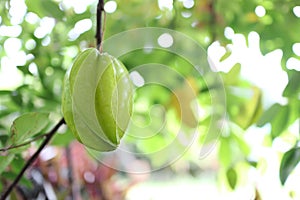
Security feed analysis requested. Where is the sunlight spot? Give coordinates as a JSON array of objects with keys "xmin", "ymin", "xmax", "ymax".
[
  {"xmin": 158, "ymin": 0, "xmax": 173, "ymax": 11},
  {"xmin": 255, "ymin": 5, "xmax": 266, "ymax": 17},
  {"xmin": 248, "ymin": 31, "xmax": 260, "ymax": 52},
  {"xmin": 286, "ymin": 57, "xmax": 300, "ymax": 71},
  {"xmin": 58, "ymin": 2, "xmax": 65, "ymax": 11},
  {"xmin": 34, "ymin": 27, "xmax": 46, "ymax": 38},
  {"xmin": 130, "ymin": 71, "xmax": 145, "ymax": 87},
  {"xmin": 68, "ymin": 29, "xmax": 79, "ymax": 41},
  {"xmin": 45, "ymin": 67, "xmax": 54, "ymax": 76},
  {"xmin": 9, "ymin": 0, "xmax": 27, "ymax": 25},
  {"xmin": 29, "ymin": 63, "xmax": 39, "ymax": 76},
  {"xmin": 208, "ymin": 32, "xmax": 288, "ymax": 106},
  {"xmin": 40, "ymin": 146, "xmax": 57, "ymax": 161},
  {"xmin": 15, "ymin": 52, "xmax": 27, "ymax": 66},
  {"xmin": 272, "ymin": 137, "xmax": 292, "ymax": 153},
  {"xmin": 26, "ymin": 54, "xmax": 35, "ymax": 61},
  {"xmin": 68, "ymin": 19, "xmax": 92, "ymax": 41},
  {"xmin": 61, "ymin": 0, "xmax": 96, "ymax": 14},
  {"xmin": 42, "ymin": 36, "xmax": 51, "ymax": 46},
  {"xmin": 34, "ymin": 17, "xmax": 55, "ymax": 39},
  {"xmin": 288, "ymin": 119, "xmax": 300, "ymax": 137},
  {"xmin": 74, "ymin": 6, "xmax": 86, "ymax": 14},
  {"xmin": 3, "ymin": 38, "xmax": 26, "ymax": 66},
  {"xmin": 74, "ymin": 19, "xmax": 92, "ymax": 34},
  {"xmin": 25, "ymin": 39, "xmax": 36, "ymax": 50},
  {"xmin": 191, "ymin": 21, "xmax": 198, "ymax": 27},
  {"xmin": 204, "ymin": 36, "xmax": 210, "ymax": 44},
  {"xmin": 63, "ymin": 46, "xmax": 79, "ymax": 58},
  {"xmin": 157, "ymin": 33, "xmax": 173, "ymax": 48},
  {"xmin": 51, "ymin": 57, "xmax": 60, "ymax": 66},
  {"xmin": 181, "ymin": 11, "xmax": 192, "ymax": 18},
  {"xmin": 207, "ymin": 41, "xmax": 228, "ymax": 72},
  {"xmin": 183, "ymin": 0, "xmax": 194, "ymax": 9},
  {"xmin": 83, "ymin": 171, "xmax": 95, "ymax": 183},
  {"xmin": 0, "ymin": 57, "xmax": 23, "ymax": 89},
  {"xmin": 0, "ymin": 25, "xmax": 22, "ymax": 37},
  {"xmin": 25, "ymin": 12, "xmax": 40, "ymax": 24},
  {"xmin": 4, "ymin": 38, "xmax": 22, "ymax": 56},
  {"xmin": 292, "ymin": 43, "xmax": 300, "ymax": 56},
  {"xmin": 155, "ymin": 15, "xmax": 162, "ymax": 19},
  {"xmin": 104, "ymin": 1, "xmax": 117, "ymax": 13},
  {"xmin": 293, "ymin": 6, "xmax": 300, "ymax": 18},
  {"xmin": 224, "ymin": 27, "xmax": 234, "ymax": 40}
]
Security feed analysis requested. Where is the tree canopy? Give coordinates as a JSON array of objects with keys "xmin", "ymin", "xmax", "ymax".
[{"xmin": 0, "ymin": 0, "xmax": 300, "ymax": 199}]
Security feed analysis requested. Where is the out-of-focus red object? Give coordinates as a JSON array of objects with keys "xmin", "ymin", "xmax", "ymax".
[{"xmin": 29, "ymin": 141, "xmax": 149, "ymax": 200}]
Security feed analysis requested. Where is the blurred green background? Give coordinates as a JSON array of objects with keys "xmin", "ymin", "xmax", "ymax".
[{"xmin": 0, "ymin": 0, "xmax": 300, "ymax": 199}]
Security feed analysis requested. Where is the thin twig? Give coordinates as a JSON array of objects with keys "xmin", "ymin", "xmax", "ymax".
[
  {"xmin": 65, "ymin": 145, "xmax": 75, "ymax": 199},
  {"xmin": 0, "ymin": 118, "xmax": 65, "ymax": 200},
  {"xmin": 96, "ymin": 0, "xmax": 105, "ymax": 50},
  {"xmin": 208, "ymin": 0, "xmax": 217, "ymax": 42},
  {"xmin": 0, "ymin": 133, "xmax": 48, "ymax": 152}
]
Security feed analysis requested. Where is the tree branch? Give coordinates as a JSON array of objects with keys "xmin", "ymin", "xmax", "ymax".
[
  {"xmin": 0, "ymin": 118, "xmax": 65, "ymax": 200},
  {"xmin": 208, "ymin": 0, "xmax": 217, "ymax": 43},
  {"xmin": 65, "ymin": 145, "xmax": 75, "ymax": 199},
  {"xmin": 96, "ymin": 0, "xmax": 105, "ymax": 50},
  {"xmin": 0, "ymin": 133, "xmax": 48, "ymax": 152}
]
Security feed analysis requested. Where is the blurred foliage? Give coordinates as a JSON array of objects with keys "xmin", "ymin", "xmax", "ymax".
[{"xmin": 0, "ymin": 0, "xmax": 300, "ymax": 199}]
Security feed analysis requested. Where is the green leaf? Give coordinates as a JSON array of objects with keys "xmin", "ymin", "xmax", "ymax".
[
  {"xmin": 222, "ymin": 63, "xmax": 241, "ymax": 85},
  {"xmin": 283, "ymin": 70, "xmax": 300, "ymax": 98},
  {"xmin": 257, "ymin": 104, "xmax": 281, "ymax": 127},
  {"xmin": 51, "ymin": 130, "xmax": 74, "ymax": 146},
  {"xmin": 247, "ymin": 160, "xmax": 257, "ymax": 168},
  {"xmin": 26, "ymin": 0, "xmax": 64, "ymax": 20},
  {"xmin": 232, "ymin": 132, "xmax": 250, "ymax": 156},
  {"xmin": 226, "ymin": 167, "xmax": 237, "ymax": 189},
  {"xmin": 1, "ymin": 171, "xmax": 32, "ymax": 188},
  {"xmin": 219, "ymin": 49, "xmax": 232, "ymax": 62},
  {"xmin": 270, "ymin": 105, "xmax": 290, "ymax": 138},
  {"xmin": 17, "ymin": 65, "xmax": 31, "ymax": 75},
  {"xmin": 10, "ymin": 154, "xmax": 25, "ymax": 172},
  {"xmin": 19, "ymin": 176, "xmax": 33, "ymax": 189},
  {"xmin": 257, "ymin": 103, "xmax": 290, "ymax": 138},
  {"xmin": 10, "ymin": 93, "xmax": 23, "ymax": 107},
  {"xmin": 10, "ymin": 112, "xmax": 49, "ymax": 144},
  {"xmin": 0, "ymin": 154, "xmax": 14, "ymax": 174},
  {"xmin": 280, "ymin": 147, "xmax": 300, "ymax": 185},
  {"xmin": 235, "ymin": 86, "xmax": 262, "ymax": 129},
  {"xmin": 0, "ymin": 90, "xmax": 11, "ymax": 95},
  {"xmin": 8, "ymin": 143, "xmax": 31, "ymax": 154},
  {"xmin": 218, "ymin": 137, "xmax": 232, "ymax": 168},
  {"xmin": 42, "ymin": 1, "xmax": 64, "ymax": 19},
  {"xmin": 0, "ymin": 134, "xmax": 9, "ymax": 146},
  {"xmin": 2, "ymin": 171, "xmax": 17, "ymax": 180}
]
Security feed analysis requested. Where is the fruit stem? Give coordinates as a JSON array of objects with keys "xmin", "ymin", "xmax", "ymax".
[{"xmin": 96, "ymin": 0, "xmax": 105, "ymax": 52}]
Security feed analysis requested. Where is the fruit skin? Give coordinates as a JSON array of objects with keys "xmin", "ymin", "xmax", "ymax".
[{"xmin": 62, "ymin": 48, "xmax": 133, "ymax": 151}]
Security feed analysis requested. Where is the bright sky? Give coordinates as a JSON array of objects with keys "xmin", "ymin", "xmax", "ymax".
[{"xmin": 208, "ymin": 31, "xmax": 289, "ymax": 108}]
